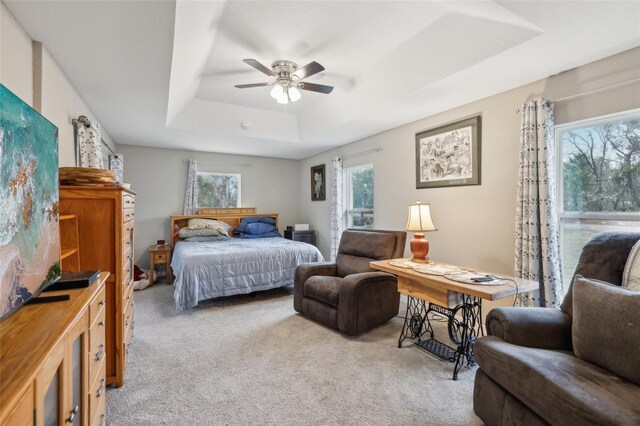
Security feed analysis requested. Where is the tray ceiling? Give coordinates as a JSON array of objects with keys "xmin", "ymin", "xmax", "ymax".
[{"xmin": 5, "ymin": 1, "xmax": 640, "ymax": 159}]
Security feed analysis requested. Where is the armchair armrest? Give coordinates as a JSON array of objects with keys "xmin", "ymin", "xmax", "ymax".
[
  {"xmin": 293, "ymin": 262, "xmax": 337, "ymax": 312},
  {"xmin": 338, "ymin": 272, "xmax": 399, "ymax": 335},
  {"xmin": 486, "ymin": 307, "xmax": 572, "ymax": 350}
]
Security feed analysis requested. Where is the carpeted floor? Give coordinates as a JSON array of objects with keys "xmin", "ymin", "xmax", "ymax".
[{"xmin": 106, "ymin": 283, "xmax": 482, "ymax": 425}]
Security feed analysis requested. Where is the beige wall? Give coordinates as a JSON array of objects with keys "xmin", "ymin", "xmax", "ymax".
[
  {"xmin": 0, "ymin": 3, "xmax": 116, "ymax": 165},
  {"xmin": 118, "ymin": 145, "xmax": 302, "ymax": 268},
  {"xmin": 299, "ymin": 47, "xmax": 640, "ymax": 272}
]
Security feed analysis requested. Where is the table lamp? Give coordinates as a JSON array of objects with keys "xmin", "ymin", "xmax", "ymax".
[{"xmin": 405, "ymin": 201, "xmax": 437, "ymax": 263}]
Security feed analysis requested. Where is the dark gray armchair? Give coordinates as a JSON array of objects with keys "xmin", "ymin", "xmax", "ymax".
[
  {"xmin": 474, "ymin": 232, "xmax": 640, "ymax": 426},
  {"xmin": 293, "ymin": 229, "xmax": 406, "ymax": 336}
]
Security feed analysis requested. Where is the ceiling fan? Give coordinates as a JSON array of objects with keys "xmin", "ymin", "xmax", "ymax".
[{"xmin": 235, "ymin": 59, "xmax": 334, "ymax": 104}]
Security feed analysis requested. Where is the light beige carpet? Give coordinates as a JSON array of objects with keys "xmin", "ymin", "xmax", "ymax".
[{"xmin": 106, "ymin": 284, "xmax": 482, "ymax": 425}]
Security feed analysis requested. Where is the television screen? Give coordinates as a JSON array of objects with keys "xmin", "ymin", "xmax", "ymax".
[{"xmin": 0, "ymin": 84, "xmax": 60, "ymax": 320}]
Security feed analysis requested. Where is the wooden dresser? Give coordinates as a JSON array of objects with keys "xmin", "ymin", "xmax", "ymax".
[
  {"xmin": 59, "ymin": 186, "xmax": 136, "ymax": 388},
  {"xmin": 0, "ymin": 273, "xmax": 109, "ymax": 426}
]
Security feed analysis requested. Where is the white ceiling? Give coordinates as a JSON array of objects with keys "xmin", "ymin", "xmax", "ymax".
[{"xmin": 5, "ymin": 1, "xmax": 640, "ymax": 159}]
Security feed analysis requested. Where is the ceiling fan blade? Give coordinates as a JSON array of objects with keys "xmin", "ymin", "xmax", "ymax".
[
  {"xmin": 243, "ymin": 59, "xmax": 275, "ymax": 77},
  {"xmin": 299, "ymin": 82, "xmax": 334, "ymax": 94},
  {"xmin": 235, "ymin": 82, "xmax": 270, "ymax": 89},
  {"xmin": 293, "ymin": 61, "xmax": 325, "ymax": 79}
]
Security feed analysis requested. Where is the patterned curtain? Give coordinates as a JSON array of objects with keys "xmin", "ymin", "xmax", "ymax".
[
  {"xmin": 183, "ymin": 159, "xmax": 198, "ymax": 215},
  {"xmin": 110, "ymin": 154, "xmax": 124, "ymax": 182},
  {"xmin": 514, "ymin": 99, "xmax": 563, "ymax": 307},
  {"xmin": 75, "ymin": 116, "xmax": 103, "ymax": 168},
  {"xmin": 329, "ymin": 157, "xmax": 343, "ymax": 261}
]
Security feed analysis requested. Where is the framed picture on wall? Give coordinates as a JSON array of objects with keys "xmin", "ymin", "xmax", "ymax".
[
  {"xmin": 311, "ymin": 164, "xmax": 326, "ymax": 201},
  {"xmin": 415, "ymin": 115, "xmax": 481, "ymax": 189}
]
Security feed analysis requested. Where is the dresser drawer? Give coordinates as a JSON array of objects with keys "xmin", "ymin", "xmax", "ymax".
[
  {"xmin": 124, "ymin": 279, "xmax": 134, "ymax": 305},
  {"xmin": 89, "ymin": 287, "xmax": 106, "ymax": 328},
  {"xmin": 89, "ymin": 322, "xmax": 106, "ymax": 388},
  {"xmin": 89, "ymin": 358, "xmax": 106, "ymax": 426},
  {"xmin": 123, "ymin": 194, "xmax": 135, "ymax": 209},
  {"xmin": 152, "ymin": 251, "xmax": 168, "ymax": 262},
  {"xmin": 123, "ymin": 207, "xmax": 135, "ymax": 223},
  {"xmin": 123, "ymin": 299, "xmax": 134, "ymax": 331},
  {"xmin": 123, "ymin": 259, "xmax": 133, "ymax": 286},
  {"xmin": 295, "ymin": 233, "xmax": 315, "ymax": 244},
  {"xmin": 123, "ymin": 245, "xmax": 131, "ymax": 268},
  {"xmin": 123, "ymin": 220, "xmax": 134, "ymax": 242},
  {"xmin": 123, "ymin": 229, "xmax": 132, "ymax": 252}
]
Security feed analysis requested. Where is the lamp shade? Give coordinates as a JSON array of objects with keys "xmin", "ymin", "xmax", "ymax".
[{"xmin": 405, "ymin": 202, "xmax": 437, "ymax": 232}]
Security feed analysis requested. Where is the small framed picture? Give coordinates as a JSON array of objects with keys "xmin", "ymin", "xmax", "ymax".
[
  {"xmin": 311, "ymin": 164, "xmax": 326, "ymax": 201},
  {"xmin": 415, "ymin": 115, "xmax": 481, "ymax": 189}
]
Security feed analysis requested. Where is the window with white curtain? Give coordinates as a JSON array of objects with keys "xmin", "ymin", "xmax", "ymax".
[
  {"xmin": 556, "ymin": 109, "xmax": 640, "ymax": 292},
  {"xmin": 344, "ymin": 164, "xmax": 374, "ymax": 229}
]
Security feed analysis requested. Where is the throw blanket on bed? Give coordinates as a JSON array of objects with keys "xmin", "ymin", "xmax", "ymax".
[{"xmin": 171, "ymin": 238, "xmax": 324, "ymax": 311}]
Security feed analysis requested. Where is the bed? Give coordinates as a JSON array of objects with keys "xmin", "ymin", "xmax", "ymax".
[{"xmin": 170, "ymin": 212, "xmax": 324, "ymax": 311}]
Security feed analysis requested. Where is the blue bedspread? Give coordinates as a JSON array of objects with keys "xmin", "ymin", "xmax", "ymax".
[{"xmin": 171, "ymin": 237, "xmax": 324, "ymax": 311}]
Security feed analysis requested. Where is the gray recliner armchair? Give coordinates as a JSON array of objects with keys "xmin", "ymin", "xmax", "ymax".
[
  {"xmin": 473, "ymin": 232, "xmax": 640, "ymax": 425},
  {"xmin": 293, "ymin": 229, "xmax": 406, "ymax": 336}
]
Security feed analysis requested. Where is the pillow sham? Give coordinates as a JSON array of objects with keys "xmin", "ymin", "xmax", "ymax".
[
  {"xmin": 188, "ymin": 218, "xmax": 230, "ymax": 235},
  {"xmin": 245, "ymin": 222, "xmax": 278, "ymax": 235},
  {"xmin": 235, "ymin": 230, "xmax": 281, "ymax": 239},
  {"xmin": 179, "ymin": 227, "xmax": 222, "ymax": 239},
  {"xmin": 183, "ymin": 236, "xmax": 229, "ymax": 242},
  {"xmin": 572, "ymin": 275, "xmax": 640, "ymax": 385},
  {"xmin": 622, "ymin": 240, "xmax": 640, "ymax": 292},
  {"xmin": 234, "ymin": 216, "xmax": 277, "ymax": 234}
]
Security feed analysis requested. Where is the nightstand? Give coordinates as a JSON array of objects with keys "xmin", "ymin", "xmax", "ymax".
[
  {"xmin": 284, "ymin": 229, "xmax": 316, "ymax": 246},
  {"xmin": 148, "ymin": 244, "xmax": 173, "ymax": 286}
]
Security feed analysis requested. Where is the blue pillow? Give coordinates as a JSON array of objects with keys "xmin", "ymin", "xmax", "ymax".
[
  {"xmin": 235, "ymin": 216, "xmax": 277, "ymax": 234},
  {"xmin": 236, "ymin": 231, "xmax": 282, "ymax": 239},
  {"xmin": 245, "ymin": 222, "xmax": 278, "ymax": 235}
]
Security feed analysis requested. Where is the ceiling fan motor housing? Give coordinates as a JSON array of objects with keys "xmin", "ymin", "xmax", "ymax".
[{"xmin": 272, "ymin": 60, "xmax": 299, "ymax": 88}]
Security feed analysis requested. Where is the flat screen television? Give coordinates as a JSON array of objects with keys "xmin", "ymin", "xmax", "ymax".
[{"xmin": 0, "ymin": 83, "xmax": 61, "ymax": 320}]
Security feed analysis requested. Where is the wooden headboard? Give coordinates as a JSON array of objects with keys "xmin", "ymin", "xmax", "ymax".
[{"xmin": 170, "ymin": 212, "xmax": 279, "ymax": 246}]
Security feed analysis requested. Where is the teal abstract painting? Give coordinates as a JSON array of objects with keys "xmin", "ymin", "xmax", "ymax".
[{"xmin": 0, "ymin": 84, "xmax": 60, "ymax": 319}]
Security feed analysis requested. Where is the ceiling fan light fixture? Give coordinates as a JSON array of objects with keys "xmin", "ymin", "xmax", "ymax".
[
  {"xmin": 270, "ymin": 84, "xmax": 284, "ymax": 100},
  {"xmin": 288, "ymin": 86, "xmax": 301, "ymax": 102}
]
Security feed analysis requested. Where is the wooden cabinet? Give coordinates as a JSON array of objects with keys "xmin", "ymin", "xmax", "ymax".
[
  {"xmin": 59, "ymin": 186, "xmax": 135, "ymax": 387},
  {"xmin": 0, "ymin": 273, "xmax": 108, "ymax": 426}
]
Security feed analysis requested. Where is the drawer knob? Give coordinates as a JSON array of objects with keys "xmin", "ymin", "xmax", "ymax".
[
  {"xmin": 98, "ymin": 320, "xmax": 104, "ymax": 327},
  {"xmin": 95, "ymin": 344, "xmax": 104, "ymax": 361},
  {"xmin": 99, "ymin": 299, "xmax": 105, "ymax": 306},
  {"xmin": 65, "ymin": 405, "xmax": 79, "ymax": 423},
  {"xmin": 96, "ymin": 378, "xmax": 105, "ymax": 397}
]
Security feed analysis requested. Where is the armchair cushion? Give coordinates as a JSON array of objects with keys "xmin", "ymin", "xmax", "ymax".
[
  {"xmin": 561, "ymin": 232, "xmax": 640, "ymax": 316},
  {"xmin": 303, "ymin": 276, "xmax": 342, "ymax": 308},
  {"xmin": 572, "ymin": 275, "xmax": 640, "ymax": 386},
  {"xmin": 336, "ymin": 231, "xmax": 396, "ymax": 276},
  {"xmin": 293, "ymin": 262, "xmax": 337, "ymax": 313},
  {"xmin": 486, "ymin": 307, "xmax": 572, "ymax": 351},
  {"xmin": 474, "ymin": 337, "xmax": 640, "ymax": 426}
]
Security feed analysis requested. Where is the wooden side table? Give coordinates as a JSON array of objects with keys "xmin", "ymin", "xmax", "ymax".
[{"xmin": 148, "ymin": 244, "xmax": 173, "ymax": 286}]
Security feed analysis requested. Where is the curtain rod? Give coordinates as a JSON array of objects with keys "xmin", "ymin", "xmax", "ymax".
[
  {"xmin": 341, "ymin": 147, "xmax": 382, "ymax": 160},
  {"xmin": 515, "ymin": 77, "xmax": 640, "ymax": 113},
  {"xmin": 183, "ymin": 160, "xmax": 252, "ymax": 167}
]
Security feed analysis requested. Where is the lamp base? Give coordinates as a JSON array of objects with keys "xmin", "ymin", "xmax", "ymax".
[{"xmin": 410, "ymin": 233, "xmax": 430, "ymax": 263}]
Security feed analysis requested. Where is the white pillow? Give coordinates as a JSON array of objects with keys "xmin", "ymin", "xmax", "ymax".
[
  {"xmin": 622, "ymin": 240, "xmax": 640, "ymax": 292},
  {"xmin": 187, "ymin": 218, "xmax": 229, "ymax": 236}
]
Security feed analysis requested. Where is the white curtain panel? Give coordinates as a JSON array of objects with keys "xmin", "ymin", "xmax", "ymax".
[
  {"xmin": 329, "ymin": 157, "xmax": 343, "ymax": 261},
  {"xmin": 77, "ymin": 118, "xmax": 104, "ymax": 168},
  {"xmin": 183, "ymin": 159, "xmax": 198, "ymax": 215},
  {"xmin": 514, "ymin": 99, "xmax": 563, "ymax": 308},
  {"xmin": 110, "ymin": 154, "xmax": 124, "ymax": 182}
]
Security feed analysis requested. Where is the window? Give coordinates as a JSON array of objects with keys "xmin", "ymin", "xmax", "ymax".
[
  {"xmin": 195, "ymin": 172, "xmax": 241, "ymax": 208},
  {"xmin": 556, "ymin": 110, "xmax": 640, "ymax": 292},
  {"xmin": 344, "ymin": 164, "xmax": 374, "ymax": 229}
]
